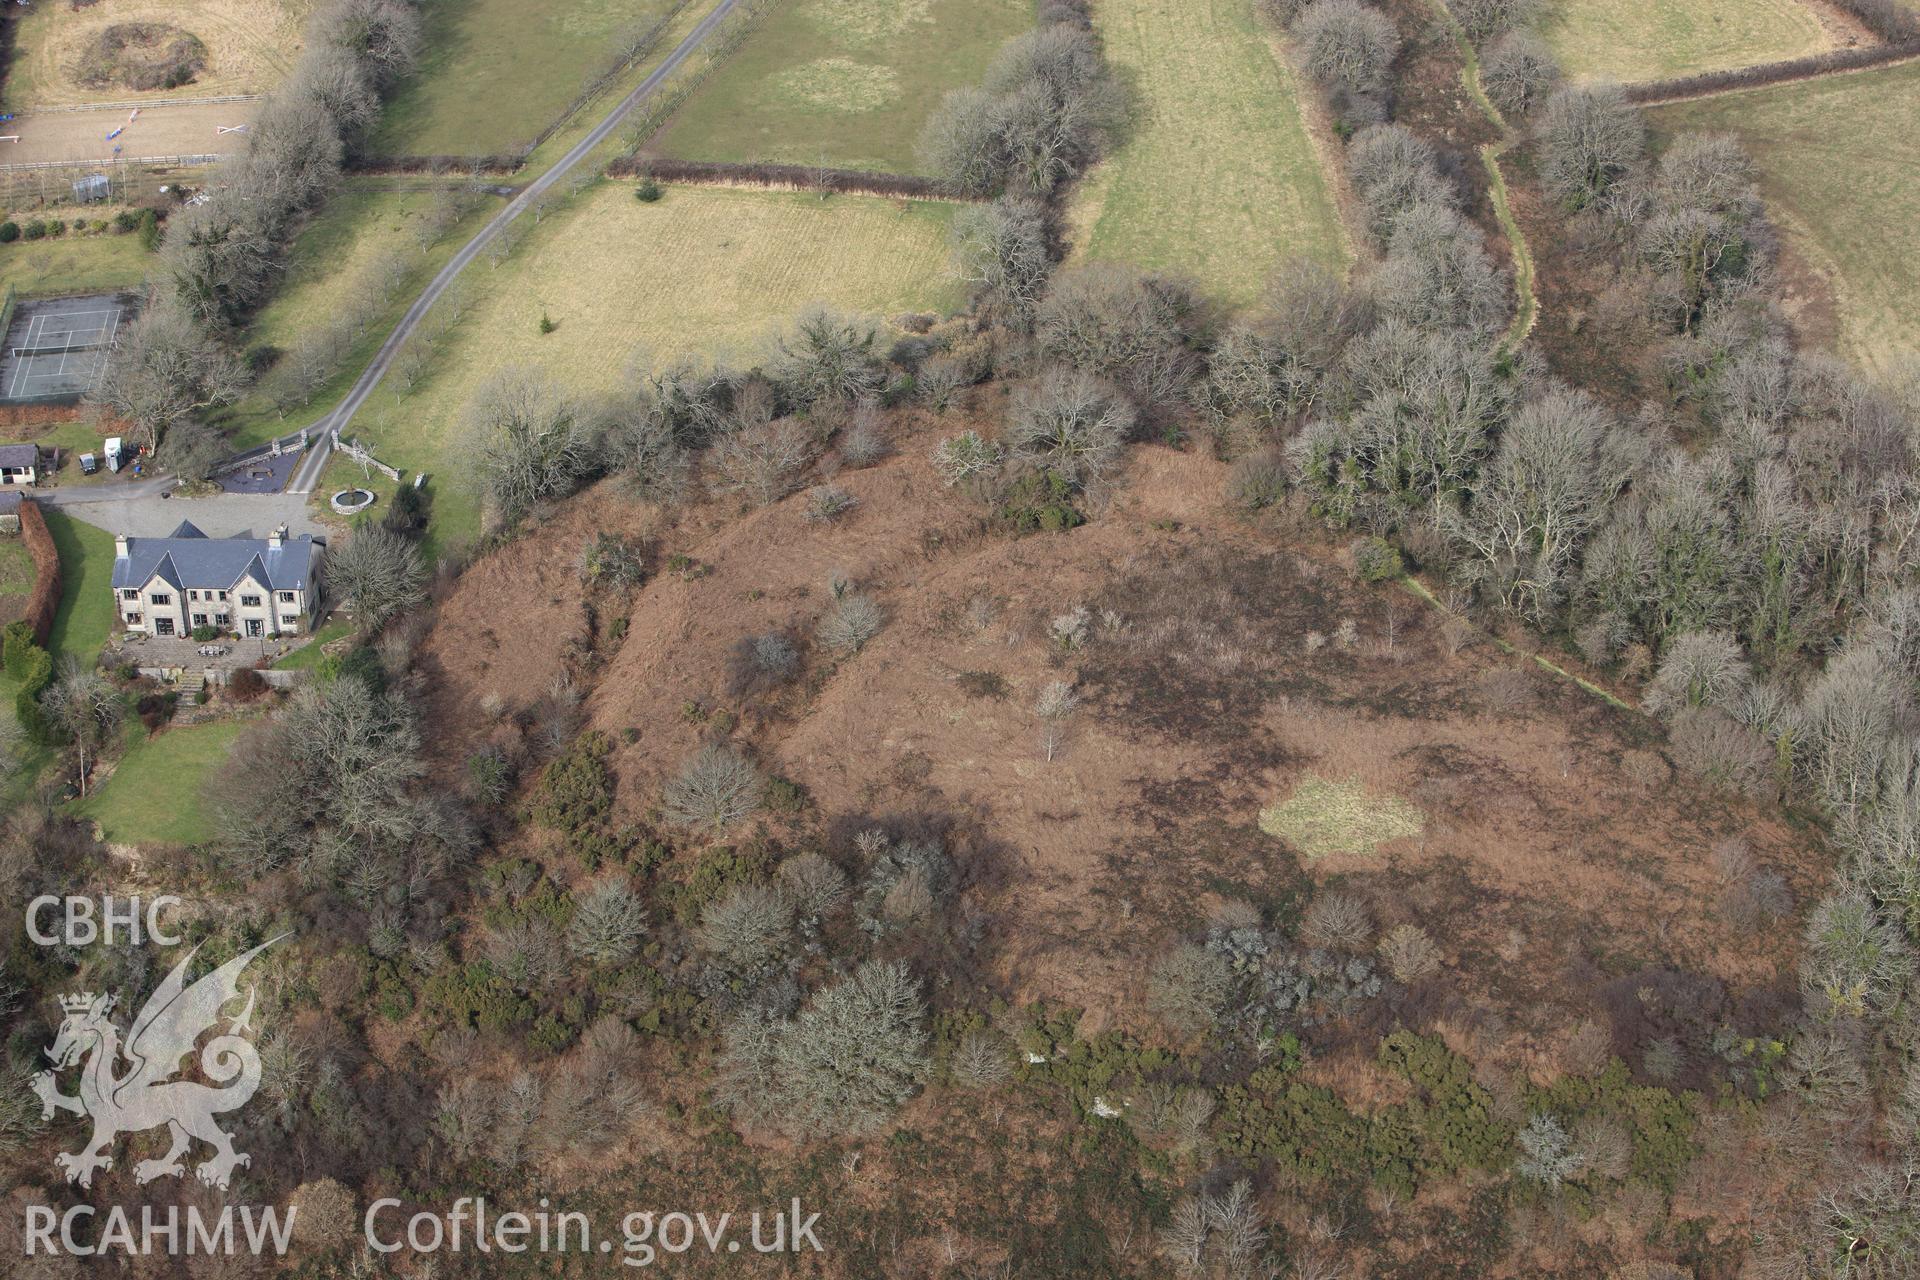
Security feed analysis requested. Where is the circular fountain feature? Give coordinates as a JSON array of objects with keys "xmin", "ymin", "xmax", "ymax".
[{"xmin": 330, "ymin": 488, "xmax": 376, "ymax": 515}]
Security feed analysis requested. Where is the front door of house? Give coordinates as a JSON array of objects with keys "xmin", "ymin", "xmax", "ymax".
[
  {"xmin": 246, "ymin": 619, "xmax": 263, "ymax": 637},
  {"xmin": 156, "ymin": 617, "xmax": 175, "ymax": 636}
]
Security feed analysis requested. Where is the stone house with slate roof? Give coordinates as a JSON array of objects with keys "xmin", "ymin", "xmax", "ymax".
[{"xmin": 111, "ymin": 520, "xmax": 322, "ymax": 639}]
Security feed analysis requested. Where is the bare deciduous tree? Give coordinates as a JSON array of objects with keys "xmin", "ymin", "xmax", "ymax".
[
  {"xmin": 324, "ymin": 524, "xmax": 427, "ymax": 633},
  {"xmin": 464, "ymin": 368, "xmax": 598, "ymax": 524},
  {"xmin": 1538, "ymin": 83, "xmax": 1645, "ymax": 210},
  {"xmin": 88, "ymin": 304, "xmax": 247, "ymax": 452}
]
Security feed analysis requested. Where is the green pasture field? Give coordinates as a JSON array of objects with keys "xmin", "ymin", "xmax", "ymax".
[
  {"xmin": 1067, "ymin": 0, "xmax": 1350, "ymax": 305},
  {"xmin": 334, "ymin": 181, "xmax": 964, "ymax": 550},
  {"xmin": 650, "ymin": 0, "xmax": 1031, "ymax": 174},
  {"xmin": 1542, "ymin": 0, "xmax": 1833, "ymax": 84},
  {"xmin": 1650, "ymin": 59, "xmax": 1920, "ymax": 369},
  {"xmin": 370, "ymin": 0, "xmax": 682, "ymax": 156}
]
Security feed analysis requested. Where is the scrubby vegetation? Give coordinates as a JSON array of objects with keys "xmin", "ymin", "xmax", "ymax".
[{"xmin": 10, "ymin": 0, "xmax": 1920, "ymax": 1273}]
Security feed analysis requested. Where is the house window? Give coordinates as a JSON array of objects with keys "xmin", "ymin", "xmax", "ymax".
[
  {"xmin": 122, "ymin": 589, "xmax": 139, "ymax": 601},
  {"xmin": 155, "ymin": 617, "xmax": 176, "ymax": 636},
  {"xmin": 280, "ymin": 616, "xmax": 300, "ymax": 632},
  {"xmin": 278, "ymin": 591, "xmax": 296, "ymax": 603},
  {"xmin": 125, "ymin": 614, "xmax": 142, "ymax": 627},
  {"xmin": 215, "ymin": 591, "xmax": 228, "ymax": 601},
  {"xmin": 240, "ymin": 594, "xmax": 261, "ymax": 608},
  {"xmin": 192, "ymin": 614, "xmax": 208, "ymax": 628},
  {"xmin": 188, "ymin": 590, "xmax": 199, "ymax": 601},
  {"xmin": 150, "ymin": 593, "xmax": 172, "ymax": 606}
]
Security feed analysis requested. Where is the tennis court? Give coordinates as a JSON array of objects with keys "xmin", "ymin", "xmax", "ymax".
[{"xmin": 0, "ymin": 292, "xmax": 135, "ymax": 401}]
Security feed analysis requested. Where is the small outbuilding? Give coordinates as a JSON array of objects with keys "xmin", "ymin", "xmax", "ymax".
[
  {"xmin": 0, "ymin": 490, "xmax": 21, "ymax": 534},
  {"xmin": 71, "ymin": 173, "xmax": 111, "ymax": 203},
  {"xmin": 0, "ymin": 442, "xmax": 41, "ymax": 486}
]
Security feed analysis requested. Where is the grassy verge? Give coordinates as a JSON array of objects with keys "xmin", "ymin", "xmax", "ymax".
[
  {"xmin": 370, "ymin": 0, "xmax": 682, "ymax": 156},
  {"xmin": 73, "ymin": 719, "xmax": 244, "ymax": 847},
  {"xmin": 1066, "ymin": 0, "xmax": 1348, "ymax": 304},
  {"xmin": 219, "ymin": 182, "xmax": 497, "ymax": 450},
  {"xmin": 1542, "ymin": 0, "xmax": 1832, "ymax": 84},
  {"xmin": 651, "ymin": 0, "xmax": 1030, "ymax": 174},
  {"xmin": 1648, "ymin": 60, "xmax": 1920, "ymax": 370},
  {"xmin": 337, "ymin": 181, "xmax": 964, "ymax": 549}
]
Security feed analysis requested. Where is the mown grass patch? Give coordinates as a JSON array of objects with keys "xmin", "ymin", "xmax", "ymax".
[
  {"xmin": 43, "ymin": 508, "xmax": 118, "ymax": 664},
  {"xmin": 275, "ymin": 617, "xmax": 353, "ymax": 670},
  {"xmin": 1067, "ymin": 0, "xmax": 1349, "ymax": 305},
  {"xmin": 337, "ymin": 182, "xmax": 963, "ymax": 549},
  {"xmin": 74, "ymin": 719, "xmax": 244, "ymax": 847},
  {"xmin": 1542, "ymin": 0, "xmax": 1832, "ymax": 84},
  {"xmin": 651, "ymin": 0, "xmax": 1029, "ymax": 173},
  {"xmin": 370, "ymin": 0, "xmax": 681, "ymax": 155},
  {"xmin": 1649, "ymin": 59, "xmax": 1920, "ymax": 369},
  {"xmin": 0, "ymin": 231, "xmax": 153, "ymax": 297},
  {"xmin": 0, "ymin": 540, "xmax": 33, "ymax": 600},
  {"xmin": 1259, "ymin": 775, "xmax": 1423, "ymax": 860}
]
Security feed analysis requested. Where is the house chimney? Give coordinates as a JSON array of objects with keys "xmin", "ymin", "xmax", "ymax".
[
  {"xmin": 114, "ymin": 533, "xmax": 129, "ymax": 559},
  {"xmin": 268, "ymin": 523, "xmax": 285, "ymax": 549}
]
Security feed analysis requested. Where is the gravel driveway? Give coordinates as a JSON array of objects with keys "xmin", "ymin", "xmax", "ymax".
[{"xmin": 36, "ymin": 486, "xmax": 328, "ymax": 541}]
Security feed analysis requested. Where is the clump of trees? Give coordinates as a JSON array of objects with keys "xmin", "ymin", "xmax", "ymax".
[
  {"xmin": 715, "ymin": 960, "xmax": 928, "ymax": 1136},
  {"xmin": 918, "ymin": 21, "xmax": 1124, "ymax": 200},
  {"xmin": 1284, "ymin": 0, "xmax": 1400, "ymax": 127},
  {"xmin": 1537, "ymin": 83, "xmax": 1645, "ymax": 211}
]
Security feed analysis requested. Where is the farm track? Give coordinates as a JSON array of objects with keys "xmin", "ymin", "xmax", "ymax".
[{"xmin": 279, "ymin": 0, "xmax": 744, "ymax": 494}]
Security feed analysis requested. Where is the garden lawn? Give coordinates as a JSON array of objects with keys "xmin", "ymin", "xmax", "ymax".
[
  {"xmin": 0, "ymin": 540, "xmax": 32, "ymax": 603},
  {"xmin": 340, "ymin": 181, "xmax": 964, "ymax": 550},
  {"xmin": 1542, "ymin": 0, "xmax": 1833, "ymax": 84},
  {"xmin": 73, "ymin": 719, "xmax": 243, "ymax": 846},
  {"xmin": 1067, "ymin": 0, "xmax": 1349, "ymax": 305},
  {"xmin": 1649, "ymin": 59, "xmax": 1920, "ymax": 369},
  {"xmin": 274, "ymin": 617, "xmax": 352, "ymax": 670},
  {"xmin": 651, "ymin": 0, "xmax": 1030, "ymax": 173},
  {"xmin": 43, "ymin": 508, "xmax": 119, "ymax": 663},
  {"xmin": 370, "ymin": 0, "xmax": 681, "ymax": 156},
  {"xmin": 0, "ymin": 231, "xmax": 154, "ymax": 297}
]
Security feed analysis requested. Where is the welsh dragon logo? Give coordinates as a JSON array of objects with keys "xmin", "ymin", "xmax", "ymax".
[{"xmin": 31, "ymin": 938, "xmax": 283, "ymax": 1191}]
